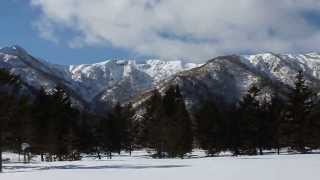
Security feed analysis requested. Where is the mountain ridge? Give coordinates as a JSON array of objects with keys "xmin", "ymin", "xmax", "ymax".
[
  {"xmin": 0, "ymin": 45, "xmax": 199, "ymax": 111},
  {"xmin": 1, "ymin": 45, "xmax": 320, "ymax": 112}
]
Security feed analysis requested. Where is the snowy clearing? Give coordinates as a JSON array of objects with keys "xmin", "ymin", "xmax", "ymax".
[{"xmin": 1, "ymin": 151, "xmax": 320, "ymax": 180}]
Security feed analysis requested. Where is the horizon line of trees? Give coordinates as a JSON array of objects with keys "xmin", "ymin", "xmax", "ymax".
[{"xmin": 1, "ymin": 68, "xmax": 320, "ymax": 171}]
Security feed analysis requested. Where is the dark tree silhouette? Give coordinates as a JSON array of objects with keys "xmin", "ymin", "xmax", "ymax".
[
  {"xmin": 285, "ymin": 71, "xmax": 315, "ymax": 153},
  {"xmin": 194, "ymin": 101, "xmax": 226, "ymax": 156},
  {"xmin": 237, "ymin": 85, "xmax": 261, "ymax": 155},
  {"xmin": 0, "ymin": 69, "xmax": 20, "ymax": 172}
]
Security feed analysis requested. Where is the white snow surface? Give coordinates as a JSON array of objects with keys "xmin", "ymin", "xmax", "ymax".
[{"xmin": 1, "ymin": 151, "xmax": 320, "ymax": 180}]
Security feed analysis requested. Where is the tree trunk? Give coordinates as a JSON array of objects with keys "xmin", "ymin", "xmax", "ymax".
[
  {"xmin": 129, "ymin": 145, "xmax": 132, "ymax": 156},
  {"xmin": 23, "ymin": 151, "xmax": 27, "ymax": 164},
  {"xmin": 109, "ymin": 151, "xmax": 112, "ymax": 159},
  {"xmin": 97, "ymin": 151, "xmax": 101, "ymax": 160},
  {"xmin": 259, "ymin": 147, "xmax": 263, "ymax": 155},
  {"xmin": 27, "ymin": 153, "xmax": 31, "ymax": 163},
  {"xmin": 18, "ymin": 151, "xmax": 21, "ymax": 162},
  {"xmin": 0, "ymin": 124, "xmax": 2, "ymax": 173},
  {"xmin": 233, "ymin": 146, "xmax": 239, "ymax": 156},
  {"xmin": 0, "ymin": 133, "xmax": 2, "ymax": 173}
]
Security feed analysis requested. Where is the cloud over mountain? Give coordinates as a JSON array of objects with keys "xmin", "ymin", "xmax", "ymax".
[{"xmin": 31, "ymin": 0, "xmax": 320, "ymax": 61}]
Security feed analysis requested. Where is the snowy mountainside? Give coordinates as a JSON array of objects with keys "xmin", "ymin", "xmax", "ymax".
[
  {"xmin": 1, "ymin": 45, "xmax": 320, "ymax": 112},
  {"xmin": 0, "ymin": 45, "xmax": 198, "ymax": 110},
  {"xmin": 0, "ymin": 45, "xmax": 88, "ymax": 108},
  {"xmin": 134, "ymin": 53, "xmax": 320, "ymax": 109},
  {"xmin": 68, "ymin": 58, "xmax": 199, "ymax": 103}
]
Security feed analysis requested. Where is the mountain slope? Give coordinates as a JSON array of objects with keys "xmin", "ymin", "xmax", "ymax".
[
  {"xmin": 134, "ymin": 53, "xmax": 320, "ymax": 110},
  {"xmin": 1, "ymin": 45, "xmax": 320, "ymax": 112},
  {"xmin": 0, "ymin": 46, "xmax": 89, "ymax": 108},
  {"xmin": 0, "ymin": 45, "xmax": 198, "ymax": 111}
]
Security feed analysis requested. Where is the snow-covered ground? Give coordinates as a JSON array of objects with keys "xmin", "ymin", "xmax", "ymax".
[{"xmin": 1, "ymin": 151, "xmax": 320, "ymax": 180}]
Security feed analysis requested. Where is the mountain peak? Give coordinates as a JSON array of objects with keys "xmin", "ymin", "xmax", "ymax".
[
  {"xmin": 0, "ymin": 45, "xmax": 28, "ymax": 56},
  {"xmin": 2, "ymin": 44, "xmax": 320, "ymax": 112}
]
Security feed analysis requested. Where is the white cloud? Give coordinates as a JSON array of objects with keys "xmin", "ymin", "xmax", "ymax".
[
  {"xmin": 33, "ymin": 17, "xmax": 59, "ymax": 43},
  {"xmin": 30, "ymin": 0, "xmax": 320, "ymax": 61}
]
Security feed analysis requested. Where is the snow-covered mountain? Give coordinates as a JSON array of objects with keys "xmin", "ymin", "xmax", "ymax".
[
  {"xmin": 1, "ymin": 45, "xmax": 320, "ymax": 112},
  {"xmin": 148, "ymin": 53, "xmax": 320, "ymax": 110},
  {"xmin": 67, "ymin": 58, "xmax": 199, "ymax": 103},
  {"xmin": 0, "ymin": 45, "xmax": 198, "ymax": 111}
]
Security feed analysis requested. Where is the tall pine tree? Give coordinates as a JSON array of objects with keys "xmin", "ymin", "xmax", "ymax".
[
  {"xmin": 0, "ymin": 69, "xmax": 20, "ymax": 172},
  {"xmin": 285, "ymin": 71, "xmax": 315, "ymax": 153},
  {"xmin": 237, "ymin": 85, "xmax": 261, "ymax": 155},
  {"xmin": 139, "ymin": 89, "xmax": 166, "ymax": 157},
  {"xmin": 194, "ymin": 101, "xmax": 226, "ymax": 156},
  {"xmin": 162, "ymin": 85, "xmax": 193, "ymax": 158}
]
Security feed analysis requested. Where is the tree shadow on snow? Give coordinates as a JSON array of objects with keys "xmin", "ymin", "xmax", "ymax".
[
  {"xmin": 40, "ymin": 164, "xmax": 189, "ymax": 170},
  {"xmin": 3, "ymin": 164, "xmax": 190, "ymax": 173}
]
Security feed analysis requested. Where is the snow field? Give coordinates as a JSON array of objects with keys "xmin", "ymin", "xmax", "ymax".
[{"xmin": 1, "ymin": 151, "xmax": 320, "ymax": 180}]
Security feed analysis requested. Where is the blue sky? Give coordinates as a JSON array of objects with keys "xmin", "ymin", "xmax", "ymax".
[
  {"xmin": 2, "ymin": 1, "xmax": 320, "ymax": 65},
  {"xmin": 0, "ymin": 0, "xmax": 136, "ymax": 65}
]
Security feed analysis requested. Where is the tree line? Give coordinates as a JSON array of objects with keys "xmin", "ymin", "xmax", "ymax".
[
  {"xmin": 1, "ymin": 68, "xmax": 320, "ymax": 170},
  {"xmin": 194, "ymin": 71, "xmax": 320, "ymax": 156}
]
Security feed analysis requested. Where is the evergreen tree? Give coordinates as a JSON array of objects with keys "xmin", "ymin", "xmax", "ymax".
[
  {"xmin": 0, "ymin": 69, "xmax": 20, "ymax": 172},
  {"xmin": 139, "ymin": 89, "xmax": 166, "ymax": 157},
  {"xmin": 51, "ymin": 86, "xmax": 79, "ymax": 160},
  {"xmin": 31, "ymin": 88, "xmax": 51, "ymax": 161},
  {"xmin": 94, "ymin": 116, "xmax": 110, "ymax": 159},
  {"xmin": 31, "ymin": 85, "xmax": 80, "ymax": 161},
  {"xmin": 285, "ymin": 71, "xmax": 315, "ymax": 153},
  {"xmin": 268, "ymin": 93, "xmax": 286, "ymax": 154},
  {"xmin": 256, "ymin": 98, "xmax": 274, "ymax": 155},
  {"xmin": 306, "ymin": 100, "xmax": 320, "ymax": 150},
  {"xmin": 64, "ymin": 127, "xmax": 81, "ymax": 160},
  {"xmin": 108, "ymin": 103, "xmax": 124, "ymax": 155},
  {"xmin": 94, "ymin": 102, "xmax": 131, "ymax": 159},
  {"xmin": 237, "ymin": 85, "xmax": 261, "ymax": 155},
  {"xmin": 121, "ymin": 103, "xmax": 135, "ymax": 156},
  {"xmin": 140, "ymin": 86, "xmax": 193, "ymax": 158},
  {"xmin": 225, "ymin": 106, "xmax": 241, "ymax": 155},
  {"xmin": 194, "ymin": 101, "xmax": 226, "ymax": 156},
  {"xmin": 9, "ymin": 96, "xmax": 33, "ymax": 160},
  {"xmin": 162, "ymin": 85, "xmax": 193, "ymax": 158},
  {"xmin": 78, "ymin": 113, "xmax": 96, "ymax": 154}
]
